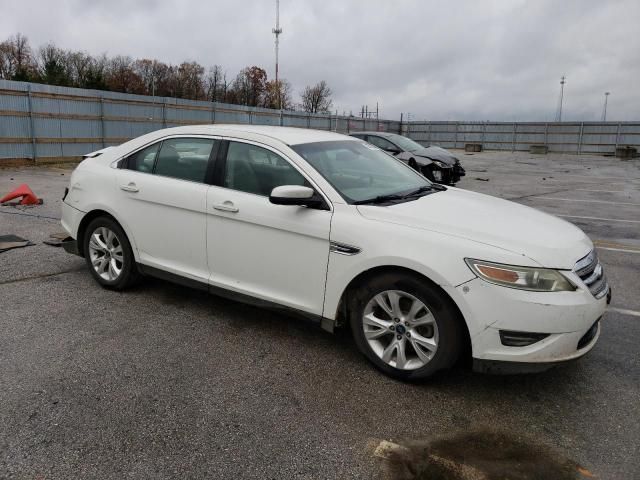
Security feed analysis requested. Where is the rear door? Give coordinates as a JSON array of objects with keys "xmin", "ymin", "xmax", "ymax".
[
  {"xmin": 115, "ymin": 136, "xmax": 219, "ymax": 282},
  {"xmin": 206, "ymin": 140, "xmax": 332, "ymax": 315}
]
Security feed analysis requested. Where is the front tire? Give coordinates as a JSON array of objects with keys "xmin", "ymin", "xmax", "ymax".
[
  {"xmin": 349, "ymin": 272, "xmax": 463, "ymax": 380},
  {"xmin": 83, "ymin": 216, "xmax": 140, "ymax": 290}
]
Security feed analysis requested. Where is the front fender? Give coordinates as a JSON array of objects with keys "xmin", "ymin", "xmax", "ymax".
[
  {"xmin": 323, "ymin": 204, "xmax": 530, "ymax": 321},
  {"xmin": 396, "ymin": 152, "xmax": 433, "ymax": 166}
]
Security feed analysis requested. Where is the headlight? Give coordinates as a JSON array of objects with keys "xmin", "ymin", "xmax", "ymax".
[
  {"xmin": 432, "ymin": 160, "xmax": 447, "ymax": 168},
  {"xmin": 465, "ymin": 259, "xmax": 576, "ymax": 292}
]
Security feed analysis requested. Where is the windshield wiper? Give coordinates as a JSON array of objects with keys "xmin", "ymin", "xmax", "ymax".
[
  {"xmin": 354, "ymin": 185, "xmax": 441, "ymax": 205},
  {"xmin": 353, "ymin": 193, "xmax": 406, "ymax": 205},
  {"xmin": 402, "ymin": 185, "xmax": 434, "ymax": 197}
]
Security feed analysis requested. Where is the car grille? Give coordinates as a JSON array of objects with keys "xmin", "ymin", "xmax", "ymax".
[{"xmin": 574, "ymin": 250, "xmax": 608, "ymax": 299}]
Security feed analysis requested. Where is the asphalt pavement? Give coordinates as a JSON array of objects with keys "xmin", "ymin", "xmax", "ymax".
[{"xmin": 1, "ymin": 152, "xmax": 639, "ymax": 479}]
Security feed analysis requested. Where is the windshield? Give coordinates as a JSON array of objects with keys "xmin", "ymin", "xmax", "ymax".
[
  {"xmin": 385, "ymin": 134, "xmax": 425, "ymax": 152},
  {"xmin": 292, "ymin": 140, "xmax": 432, "ymax": 203}
]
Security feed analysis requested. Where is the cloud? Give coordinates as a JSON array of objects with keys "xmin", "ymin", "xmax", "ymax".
[{"xmin": 2, "ymin": 0, "xmax": 638, "ymax": 120}]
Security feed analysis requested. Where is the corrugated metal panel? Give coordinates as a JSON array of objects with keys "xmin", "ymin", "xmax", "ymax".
[
  {"xmin": 59, "ymin": 119, "xmax": 102, "ymax": 138},
  {"xmin": 0, "ymin": 143, "xmax": 33, "ymax": 159},
  {"xmin": 3, "ymin": 80, "xmax": 640, "ymax": 162},
  {"xmin": 0, "ymin": 92, "xmax": 30, "ymax": 112},
  {"xmin": 33, "ymin": 117, "xmax": 63, "ymax": 138},
  {"xmin": 35, "ymin": 143, "xmax": 63, "ymax": 158},
  {"xmin": 0, "ymin": 115, "xmax": 31, "ymax": 137}
]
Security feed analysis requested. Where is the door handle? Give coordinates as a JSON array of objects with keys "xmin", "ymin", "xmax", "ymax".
[
  {"xmin": 213, "ymin": 201, "xmax": 239, "ymax": 213},
  {"xmin": 120, "ymin": 182, "xmax": 139, "ymax": 193}
]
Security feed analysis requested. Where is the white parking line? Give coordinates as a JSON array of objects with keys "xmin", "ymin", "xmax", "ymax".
[
  {"xmin": 558, "ymin": 214, "xmax": 640, "ymax": 224},
  {"xmin": 608, "ymin": 307, "xmax": 640, "ymax": 318},
  {"xmin": 597, "ymin": 247, "xmax": 640, "ymax": 254},
  {"xmin": 534, "ymin": 197, "xmax": 640, "ymax": 206}
]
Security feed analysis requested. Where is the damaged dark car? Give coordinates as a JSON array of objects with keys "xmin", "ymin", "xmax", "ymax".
[{"xmin": 350, "ymin": 132, "xmax": 466, "ymax": 185}]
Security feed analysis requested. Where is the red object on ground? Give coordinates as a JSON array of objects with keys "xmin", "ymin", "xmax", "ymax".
[{"xmin": 0, "ymin": 184, "xmax": 41, "ymax": 205}]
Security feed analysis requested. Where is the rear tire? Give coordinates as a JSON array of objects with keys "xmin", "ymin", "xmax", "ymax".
[
  {"xmin": 83, "ymin": 216, "xmax": 141, "ymax": 290},
  {"xmin": 349, "ymin": 272, "xmax": 463, "ymax": 381}
]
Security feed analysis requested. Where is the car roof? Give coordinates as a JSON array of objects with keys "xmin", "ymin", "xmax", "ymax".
[
  {"xmin": 350, "ymin": 131, "xmax": 399, "ymax": 138},
  {"xmin": 149, "ymin": 124, "xmax": 354, "ymax": 146}
]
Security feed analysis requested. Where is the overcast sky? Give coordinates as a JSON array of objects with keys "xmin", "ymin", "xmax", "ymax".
[{"xmin": 2, "ymin": 0, "xmax": 639, "ymax": 121}]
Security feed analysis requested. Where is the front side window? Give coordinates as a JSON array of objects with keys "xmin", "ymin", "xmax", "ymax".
[
  {"xmin": 224, "ymin": 141, "xmax": 307, "ymax": 196},
  {"xmin": 125, "ymin": 143, "xmax": 160, "ymax": 173},
  {"xmin": 367, "ymin": 135, "xmax": 398, "ymax": 152},
  {"xmin": 292, "ymin": 140, "xmax": 431, "ymax": 203},
  {"xmin": 154, "ymin": 138, "xmax": 216, "ymax": 183}
]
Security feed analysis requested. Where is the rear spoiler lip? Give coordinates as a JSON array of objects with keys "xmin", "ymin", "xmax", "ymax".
[{"xmin": 82, "ymin": 146, "xmax": 115, "ymax": 159}]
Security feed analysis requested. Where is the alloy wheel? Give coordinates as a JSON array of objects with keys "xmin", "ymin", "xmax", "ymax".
[
  {"xmin": 88, "ymin": 226, "xmax": 124, "ymax": 281},
  {"xmin": 362, "ymin": 290, "xmax": 439, "ymax": 370}
]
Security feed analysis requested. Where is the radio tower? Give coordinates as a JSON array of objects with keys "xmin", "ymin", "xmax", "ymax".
[
  {"xmin": 272, "ymin": 0, "xmax": 283, "ymax": 110},
  {"xmin": 555, "ymin": 76, "xmax": 566, "ymax": 122}
]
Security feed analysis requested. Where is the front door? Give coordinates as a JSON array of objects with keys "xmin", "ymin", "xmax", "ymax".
[{"xmin": 206, "ymin": 140, "xmax": 332, "ymax": 315}]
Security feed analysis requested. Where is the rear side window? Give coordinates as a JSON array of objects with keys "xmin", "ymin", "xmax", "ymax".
[
  {"xmin": 224, "ymin": 141, "xmax": 308, "ymax": 196},
  {"xmin": 125, "ymin": 143, "xmax": 160, "ymax": 173},
  {"xmin": 154, "ymin": 138, "xmax": 216, "ymax": 183}
]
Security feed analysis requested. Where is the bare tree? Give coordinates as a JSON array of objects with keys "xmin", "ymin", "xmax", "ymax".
[
  {"xmin": 231, "ymin": 66, "xmax": 267, "ymax": 106},
  {"xmin": 262, "ymin": 79, "xmax": 293, "ymax": 110},
  {"xmin": 0, "ymin": 33, "xmax": 36, "ymax": 80},
  {"xmin": 175, "ymin": 61, "xmax": 205, "ymax": 100},
  {"xmin": 68, "ymin": 51, "xmax": 93, "ymax": 87},
  {"xmin": 205, "ymin": 65, "xmax": 225, "ymax": 102},
  {"xmin": 300, "ymin": 80, "xmax": 333, "ymax": 113},
  {"xmin": 0, "ymin": 41, "xmax": 13, "ymax": 79},
  {"xmin": 106, "ymin": 55, "xmax": 144, "ymax": 94}
]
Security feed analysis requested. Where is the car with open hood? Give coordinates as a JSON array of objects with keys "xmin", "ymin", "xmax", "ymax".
[
  {"xmin": 61, "ymin": 125, "xmax": 609, "ymax": 380},
  {"xmin": 350, "ymin": 131, "xmax": 466, "ymax": 184}
]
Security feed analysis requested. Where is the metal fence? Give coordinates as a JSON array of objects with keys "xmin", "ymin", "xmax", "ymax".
[
  {"xmin": 408, "ymin": 121, "xmax": 640, "ymax": 155},
  {"xmin": 1, "ymin": 79, "xmax": 639, "ymax": 163},
  {"xmin": 0, "ymin": 79, "xmax": 400, "ymax": 163}
]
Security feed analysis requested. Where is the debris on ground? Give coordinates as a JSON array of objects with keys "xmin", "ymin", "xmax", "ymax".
[
  {"xmin": 0, "ymin": 235, "xmax": 35, "ymax": 253},
  {"xmin": 377, "ymin": 430, "xmax": 593, "ymax": 480},
  {"xmin": 0, "ymin": 184, "xmax": 43, "ymax": 206},
  {"xmin": 43, "ymin": 232, "xmax": 70, "ymax": 247},
  {"xmin": 474, "ymin": 177, "xmax": 490, "ymax": 182}
]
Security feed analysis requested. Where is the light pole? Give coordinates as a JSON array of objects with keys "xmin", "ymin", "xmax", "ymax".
[
  {"xmin": 555, "ymin": 76, "xmax": 566, "ymax": 122},
  {"xmin": 602, "ymin": 92, "xmax": 610, "ymax": 122}
]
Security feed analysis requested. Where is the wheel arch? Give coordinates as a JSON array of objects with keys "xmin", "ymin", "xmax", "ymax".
[
  {"xmin": 76, "ymin": 209, "xmax": 139, "ymax": 261},
  {"xmin": 334, "ymin": 265, "xmax": 471, "ymax": 353}
]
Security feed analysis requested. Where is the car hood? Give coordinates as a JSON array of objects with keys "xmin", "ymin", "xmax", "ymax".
[
  {"xmin": 412, "ymin": 146, "xmax": 457, "ymax": 166},
  {"xmin": 356, "ymin": 187, "xmax": 592, "ymax": 269}
]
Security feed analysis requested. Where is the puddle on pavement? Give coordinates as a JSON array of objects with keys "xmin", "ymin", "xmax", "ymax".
[{"xmin": 378, "ymin": 429, "xmax": 594, "ymax": 480}]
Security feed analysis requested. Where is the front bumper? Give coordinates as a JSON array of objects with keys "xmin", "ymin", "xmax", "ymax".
[
  {"xmin": 421, "ymin": 162, "xmax": 465, "ymax": 185},
  {"xmin": 444, "ymin": 277, "xmax": 608, "ymax": 368}
]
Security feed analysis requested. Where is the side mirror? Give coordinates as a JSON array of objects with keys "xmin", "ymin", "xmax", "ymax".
[
  {"xmin": 387, "ymin": 148, "xmax": 402, "ymax": 155},
  {"xmin": 269, "ymin": 185, "xmax": 323, "ymax": 208}
]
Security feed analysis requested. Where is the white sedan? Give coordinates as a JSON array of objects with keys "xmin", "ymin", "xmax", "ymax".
[{"xmin": 61, "ymin": 125, "xmax": 609, "ymax": 380}]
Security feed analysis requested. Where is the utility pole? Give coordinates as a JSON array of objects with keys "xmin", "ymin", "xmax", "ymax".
[
  {"xmin": 272, "ymin": 0, "xmax": 283, "ymax": 110},
  {"xmin": 555, "ymin": 76, "xmax": 566, "ymax": 122},
  {"xmin": 602, "ymin": 92, "xmax": 610, "ymax": 121}
]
